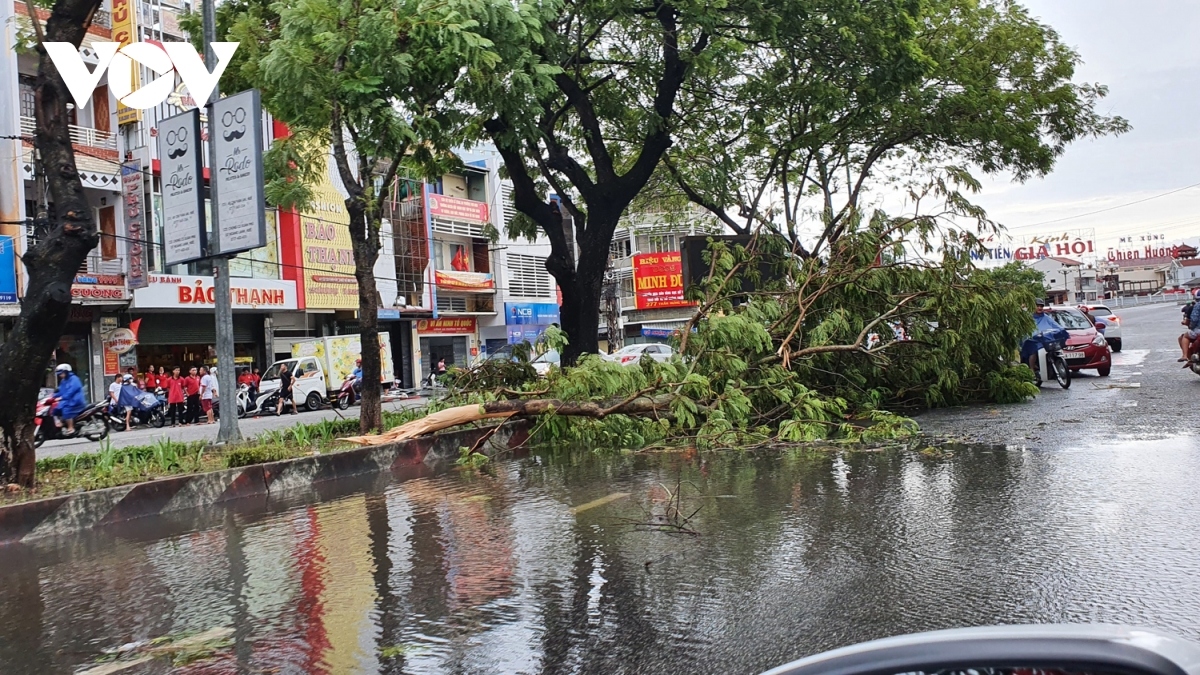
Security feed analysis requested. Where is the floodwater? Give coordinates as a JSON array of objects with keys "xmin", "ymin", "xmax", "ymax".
[{"xmin": 4, "ymin": 437, "xmax": 1200, "ymax": 674}]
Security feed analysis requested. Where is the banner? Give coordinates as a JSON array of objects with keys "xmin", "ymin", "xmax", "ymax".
[
  {"xmin": 970, "ymin": 231, "xmax": 1096, "ymax": 263},
  {"xmin": 300, "ymin": 151, "xmax": 357, "ymax": 309},
  {"xmin": 132, "ymin": 274, "xmax": 297, "ymax": 310},
  {"xmin": 435, "ymin": 269, "xmax": 494, "ymax": 291},
  {"xmin": 427, "ymin": 194, "xmax": 489, "ymax": 224},
  {"xmin": 416, "ymin": 317, "xmax": 476, "ymax": 335},
  {"xmin": 157, "ymin": 109, "xmax": 207, "ymax": 265},
  {"xmin": 211, "ymin": 89, "xmax": 267, "ymax": 255},
  {"xmin": 121, "ymin": 161, "xmax": 149, "ymax": 289},
  {"xmin": 633, "ymin": 252, "xmax": 694, "ymax": 310},
  {"xmin": 506, "ymin": 302, "xmax": 559, "ymax": 325},
  {"xmin": 0, "ymin": 236, "xmax": 16, "ymax": 303},
  {"xmin": 110, "ymin": 0, "xmax": 141, "ymax": 125}
]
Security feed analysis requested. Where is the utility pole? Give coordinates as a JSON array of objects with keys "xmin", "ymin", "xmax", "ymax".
[{"xmin": 203, "ymin": 0, "xmax": 239, "ymax": 443}]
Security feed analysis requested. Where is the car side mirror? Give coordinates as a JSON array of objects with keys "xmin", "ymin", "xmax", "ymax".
[
  {"xmin": 1096, "ymin": 322, "xmax": 1107, "ymax": 332},
  {"xmin": 760, "ymin": 625, "xmax": 1200, "ymax": 675}
]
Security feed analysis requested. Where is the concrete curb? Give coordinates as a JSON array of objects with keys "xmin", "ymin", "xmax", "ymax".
[{"xmin": 0, "ymin": 421, "xmax": 530, "ymax": 546}]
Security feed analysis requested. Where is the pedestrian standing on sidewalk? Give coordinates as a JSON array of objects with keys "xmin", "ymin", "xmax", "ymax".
[
  {"xmin": 166, "ymin": 367, "xmax": 185, "ymax": 426},
  {"xmin": 184, "ymin": 367, "xmax": 201, "ymax": 425},
  {"xmin": 199, "ymin": 366, "xmax": 216, "ymax": 425}
]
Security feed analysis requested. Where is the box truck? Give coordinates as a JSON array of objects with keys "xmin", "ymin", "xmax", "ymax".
[{"xmin": 259, "ymin": 334, "xmax": 394, "ymax": 412}]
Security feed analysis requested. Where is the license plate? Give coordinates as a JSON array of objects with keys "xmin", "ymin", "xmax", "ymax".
[{"xmin": 1065, "ymin": 352, "xmax": 1087, "ymax": 360}]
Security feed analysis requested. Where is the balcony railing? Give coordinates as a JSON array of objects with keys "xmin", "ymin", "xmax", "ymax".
[
  {"xmin": 20, "ymin": 116, "xmax": 118, "ymax": 151},
  {"xmin": 79, "ymin": 254, "xmax": 124, "ymax": 277}
]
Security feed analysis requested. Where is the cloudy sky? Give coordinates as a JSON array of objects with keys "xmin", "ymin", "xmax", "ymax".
[{"xmin": 973, "ymin": 0, "xmax": 1200, "ymax": 251}]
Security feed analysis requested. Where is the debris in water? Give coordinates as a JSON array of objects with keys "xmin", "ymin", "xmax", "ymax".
[
  {"xmin": 79, "ymin": 627, "xmax": 234, "ymax": 675},
  {"xmin": 571, "ymin": 492, "xmax": 631, "ymax": 514}
]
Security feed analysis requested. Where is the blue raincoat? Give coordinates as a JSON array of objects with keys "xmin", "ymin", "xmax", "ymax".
[{"xmin": 56, "ymin": 372, "xmax": 86, "ymax": 419}]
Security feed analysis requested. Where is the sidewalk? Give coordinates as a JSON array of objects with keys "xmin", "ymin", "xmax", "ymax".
[{"xmin": 37, "ymin": 396, "xmax": 429, "ymax": 460}]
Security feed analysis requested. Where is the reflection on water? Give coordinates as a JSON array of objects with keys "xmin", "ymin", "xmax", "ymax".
[{"xmin": 3, "ymin": 438, "xmax": 1200, "ymax": 674}]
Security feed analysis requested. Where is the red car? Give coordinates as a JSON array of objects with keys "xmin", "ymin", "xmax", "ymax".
[{"xmin": 1048, "ymin": 306, "xmax": 1112, "ymax": 377}]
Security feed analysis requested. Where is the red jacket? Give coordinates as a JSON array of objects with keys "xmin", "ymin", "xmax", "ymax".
[
  {"xmin": 184, "ymin": 375, "xmax": 201, "ymax": 396},
  {"xmin": 167, "ymin": 376, "xmax": 185, "ymax": 404}
]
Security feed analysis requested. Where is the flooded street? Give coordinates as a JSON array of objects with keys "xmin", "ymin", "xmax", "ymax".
[{"xmin": 5, "ymin": 435, "xmax": 1200, "ymax": 674}]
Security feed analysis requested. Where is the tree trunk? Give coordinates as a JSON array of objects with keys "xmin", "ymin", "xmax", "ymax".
[
  {"xmin": 342, "ymin": 394, "xmax": 674, "ymax": 445},
  {"xmin": 557, "ymin": 265, "xmax": 604, "ymax": 366},
  {"xmin": 347, "ymin": 199, "xmax": 383, "ymax": 433},
  {"xmin": 0, "ymin": 0, "xmax": 102, "ymax": 486}
]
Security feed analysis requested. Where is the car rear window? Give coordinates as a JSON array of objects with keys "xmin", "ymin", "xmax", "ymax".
[
  {"xmin": 1050, "ymin": 309, "xmax": 1094, "ymax": 330},
  {"xmin": 1089, "ymin": 306, "xmax": 1113, "ymax": 316}
]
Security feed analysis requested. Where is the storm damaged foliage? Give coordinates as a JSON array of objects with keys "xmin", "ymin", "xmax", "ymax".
[{"xmin": 351, "ymin": 219, "xmax": 1039, "ymax": 452}]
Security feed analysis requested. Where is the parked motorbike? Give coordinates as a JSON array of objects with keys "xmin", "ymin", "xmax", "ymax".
[
  {"xmin": 107, "ymin": 390, "xmax": 167, "ymax": 430},
  {"xmin": 336, "ymin": 376, "xmax": 361, "ymax": 410},
  {"xmin": 236, "ymin": 383, "xmax": 276, "ymax": 418},
  {"xmin": 1026, "ymin": 330, "xmax": 1071, "ymax": 389},
  {"xmin": 34, "ymin": 396, "xmax": 109, "ymax": 448},
  {"xmin": 1187, "ymin": 335, "xmax": 1200, "ymax": 377}
]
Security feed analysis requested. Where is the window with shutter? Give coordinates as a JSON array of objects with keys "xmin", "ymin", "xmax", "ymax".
[{"xmin": 507, "ymin": 253, "xmax": 553, "ymax": 298}]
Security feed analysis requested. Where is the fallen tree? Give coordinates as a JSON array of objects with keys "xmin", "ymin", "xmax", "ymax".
[{"xmin": 343, "ymin": 220, "xmax": 1041, "ymax": 449}]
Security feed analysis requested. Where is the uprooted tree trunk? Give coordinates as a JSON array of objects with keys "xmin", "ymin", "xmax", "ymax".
[
  {"xmin": 0, "ymin": 0, "xmax": 102, "ymax": 487},
  {"xmin": 342, "ymin": 395, "xmax": 675, "ymax": 446}
]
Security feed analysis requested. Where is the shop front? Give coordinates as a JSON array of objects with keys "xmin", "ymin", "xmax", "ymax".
[
  {"xmin": 54, "ymin": 306, "xmax": 101, "ymax": 401},
  {"xmin": 416, "ymin": 317, "xmax": 477, "ymax": 379},
  {"xmin": 130, "ymin": 273, "xmax": 298, "ymax": 374},
  {"xmin": 504, "ymin": 302, "xmax": 560, "ymax": 345}
]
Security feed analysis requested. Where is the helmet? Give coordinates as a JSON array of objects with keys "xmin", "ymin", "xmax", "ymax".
[
  {"xmin": 356, "ymin": 359, "xmax": 361, "ymax": 365},
  {"xmin": 1035, "ymin": 298, "xmax": 1046, "ymax": 308},
  {"xmin": 122, "ymin": 374, "xmax": 133, "ymax": 382},
  {"xmin": 55, "ymin": 363, "xmax": 72, "ymax": 373}
]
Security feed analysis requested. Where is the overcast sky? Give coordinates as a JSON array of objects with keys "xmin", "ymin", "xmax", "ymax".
[{"xmin": 973, "ymin": 0, "xmax": 1200, "ymax": 250}]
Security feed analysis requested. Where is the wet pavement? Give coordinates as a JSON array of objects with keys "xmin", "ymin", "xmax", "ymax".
[
  {"xmin": 5, "ymin": 433, "xmax": 1200, "ymax": 674},
  {"xmin": 917, "ymin": 301, "xmax": 1199, "ymax": 447}
]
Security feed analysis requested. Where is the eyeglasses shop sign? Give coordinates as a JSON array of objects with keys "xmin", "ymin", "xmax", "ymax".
[{"xmin": 211, "ymin": 89, "xmax": 267, "ymax": 256}]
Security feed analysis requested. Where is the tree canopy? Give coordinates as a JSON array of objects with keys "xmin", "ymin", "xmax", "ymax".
[{"xmin": 666, "ymin": 0, "xmax": 1129, "ymax": 256}]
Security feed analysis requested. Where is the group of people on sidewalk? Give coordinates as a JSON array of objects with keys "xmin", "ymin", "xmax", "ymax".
[{"xmin": 109, "ymin": 366, "xmax": 228, "ymax": 429}]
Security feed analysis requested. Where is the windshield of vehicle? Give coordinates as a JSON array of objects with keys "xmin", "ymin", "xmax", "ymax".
[
  {"xmin": 533, "ymin": 349, "xmax": 560, "ymax": 364},
  {"xmin": 262, "ymin": 360, "xmax": 295, "ymax": 381},
  {"xmin": 1050, "ymin": 309, "xmax": 1094, "ymax": 330}
]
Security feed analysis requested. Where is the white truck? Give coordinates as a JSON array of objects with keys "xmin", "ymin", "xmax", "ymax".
[{"xmin": 259, "ymin": 334, "xmax": 394, "ymax": 412}]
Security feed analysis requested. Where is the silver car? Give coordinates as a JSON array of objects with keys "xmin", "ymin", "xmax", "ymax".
[{"xmin": 604, "ymin": 343, "xmax": 675, "ymax": 365}]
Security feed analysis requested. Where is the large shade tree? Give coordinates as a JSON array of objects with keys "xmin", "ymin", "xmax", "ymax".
[
  {"xmin": 221, "ymin": 0, "xmax": 513, "ymax": 431},
  {"xmin": 0, "ymin": 0, "xmax": 104, "ymax": 486},
  {"xmin": 467, "ymin": 0, "xmax": 782, "ymax": 365}
]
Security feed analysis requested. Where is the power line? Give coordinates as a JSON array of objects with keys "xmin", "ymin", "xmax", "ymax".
[{"xmin": 1005, "ymin": 181, "xmax": 1200, "ymax": 231}]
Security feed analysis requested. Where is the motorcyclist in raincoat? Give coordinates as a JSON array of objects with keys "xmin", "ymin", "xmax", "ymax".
[
  {"xmin": 54, "ymin": 363, "xmax": 86, "ymax": 435},
  {"xmin": 1020, "ymin": 299, "xmax": 1069, "ymax": 372}
]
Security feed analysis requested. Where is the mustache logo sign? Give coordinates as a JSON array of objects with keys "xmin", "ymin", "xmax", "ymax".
[
  {"xmin": 165, "ymin": 128, "xmax": 188, "ymax": 159},
  {"xmin": 222, "ymin": 107, "xmax": 247, "ymax": 142}
]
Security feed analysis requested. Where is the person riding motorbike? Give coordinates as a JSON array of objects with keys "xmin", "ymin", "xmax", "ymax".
[
  {"xmin": 54, "ymin": 363, "xmax": 86, "ymax": 436},
  {"xmin": 1178, "ymin": 289, "xmax": 1200, "ymax": 364},
  {"xmin": 348, "ymin": 359, "xmax": 363, "ymax": 403},
  {"xmin": 1021, "ymin": 299, "xmax": 1068, "ymax": 372}
]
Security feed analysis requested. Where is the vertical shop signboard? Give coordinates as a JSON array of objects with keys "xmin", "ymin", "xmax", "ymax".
[
  {"xmin": 110, "ymin": 0, "xmax": 141, "ymax": 125},
  {"xmin": 211, "ymin": 89, "xmax": 267, "ymax": 255},
  {"xmin": 0, "ymin": 236, "xmax": 16, "ymax": 303},
  {"xmin": 121, "ymin": 161, "xmax": 149, "ymax": 289},
  {"xmin": 158, "ymin": 109, "xmax": 207, "ymax": 264},
  {"xmin": 300, "ymin": 150, "xmax": 357, "ymax": 309},
  {"xmin": 157, "ymin": 109, "xmax": 207, "ymax": 265}
]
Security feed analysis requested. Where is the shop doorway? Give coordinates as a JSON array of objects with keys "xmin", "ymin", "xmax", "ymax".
[{"xmin": 420, "ymin": 336, "xmax": 467, "ymax": 375}]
